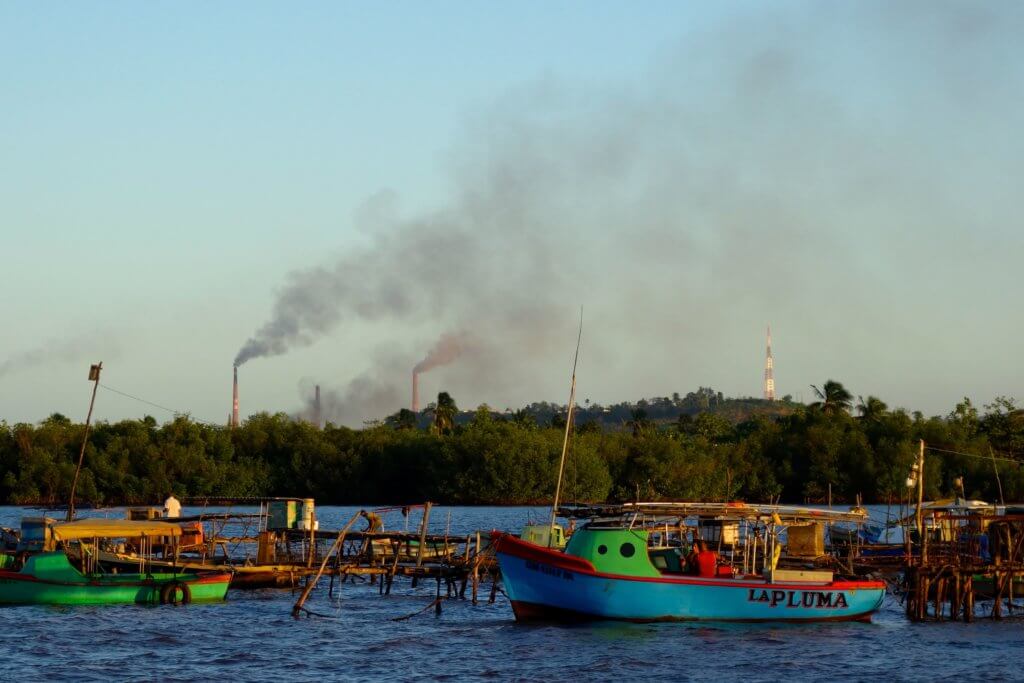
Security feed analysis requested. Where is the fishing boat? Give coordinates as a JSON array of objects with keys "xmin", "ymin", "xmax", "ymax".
[
  {"xmin": 493, "ymin": 502, "xmax": 886, "ymax": 623},
  {"xmin": 0, "ymin": 519, "xmax": 231, "ymax": 606}
]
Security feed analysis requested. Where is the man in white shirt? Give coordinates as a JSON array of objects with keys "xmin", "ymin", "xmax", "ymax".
[{"xmin": 163, "ymin": 494, "xmax": 182, "ymax": 518}]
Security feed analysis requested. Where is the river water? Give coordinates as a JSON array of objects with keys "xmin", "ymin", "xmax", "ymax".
[{"xmin": 1, "ymin": 505, "xmax": 1021, "ymax": 682}]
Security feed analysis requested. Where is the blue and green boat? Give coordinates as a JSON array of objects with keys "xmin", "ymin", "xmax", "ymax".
[{"xmin": 494, "ymin": 502, "xmax": 886, "ymax": 623}]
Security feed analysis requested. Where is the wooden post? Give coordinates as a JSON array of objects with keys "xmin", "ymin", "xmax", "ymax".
[
  {"xmin": 306, "ymin": 510, "xmax": 317, "ymax": 569},
  {"xmin": 951, "ymin": 573, "xmax": 960, "ymax": 621},
  {"xmin": 416, "ymin": 502, "xmax": 432, "ymax": 568},
  {"xmin": 472, "ymin": 532, "xmax": 481, "ymax": 605},
  {"xmin": 916, "ymin": 439, "xmax": 926, "ymax": 566},
  {"xmin": 920, "ymin": 575, "xmax": 930, "ymax": 620},
  {"xmin": 292, "ymin": 510, "xmax": 362, "ymax": 618},
  {"xmin": 385, "ymin": 540, "xmax": 401, "ymax": 595},
  {"xmin": 459, "ymin": 533, "xmax": 472, "ymax": 598},
  {"xmin": 67, "ymin": 362, "xmax": 102, "ymax": 522},
  {"xmin": 435, "ymin": 575, "xmax": 443, "ymax": 615},
  {"xmin": 993, "ymin": 570, "xmax": 1003, "ymax": 619},
  {"xmin": 965, "ymin": 575, "xmax": 974, "ymax": 622}
]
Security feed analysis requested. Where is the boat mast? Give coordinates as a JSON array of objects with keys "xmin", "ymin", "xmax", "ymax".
[{"xmin": 549, "ymin": 309, "xmax": 582, "ymax": 547}]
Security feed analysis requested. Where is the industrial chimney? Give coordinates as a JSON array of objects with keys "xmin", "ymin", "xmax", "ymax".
[
  {"xmin": 314, "ymin": 384, "xmax": 322, "ymax": 429},
  {"xmin": 412, "ymin": 371, "xmax": 419, "ymax": 413},
  {"xmin": 232, "ymin": 366, "xmax": 240, "ymax": 428}
]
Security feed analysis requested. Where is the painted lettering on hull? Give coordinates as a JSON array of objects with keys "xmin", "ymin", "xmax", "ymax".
[
  {"xmin": 525, "ymin": 560, "xmax": 575, "ymax": 581},
  {"xmin": 747, "ymin": 588, "xmax": 849, "ymax": 609}
]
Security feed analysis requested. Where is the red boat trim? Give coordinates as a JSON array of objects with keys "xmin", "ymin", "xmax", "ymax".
[
  {"xmin": 491, "ymin": 532, "xmax": 596, "ymax": 573},
  {"xmin": 510, "ymin": 600, "xmax": 874, "ymax": 624},
  {"xmin": 491, "ymin": 532, "xmax": 885, "ymax": 591}
]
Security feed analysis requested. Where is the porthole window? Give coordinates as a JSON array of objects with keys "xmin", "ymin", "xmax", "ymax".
[
  {"xmin": 597, "ymin": 544, "xmax": 608, "ymax": 555},
  {"xmin": 620, "ymin": 542, "xmax": 635, "ymax": 558}
]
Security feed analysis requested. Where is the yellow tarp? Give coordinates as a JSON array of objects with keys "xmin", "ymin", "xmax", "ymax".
[{"xmin": 50, "ymin": 518, "xmax": 182, "ymax": 541}]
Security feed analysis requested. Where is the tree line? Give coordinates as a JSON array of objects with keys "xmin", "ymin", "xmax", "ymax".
[{"xmin": 2, "ymin": 381, "xmax": 1023, "ymax": 507}]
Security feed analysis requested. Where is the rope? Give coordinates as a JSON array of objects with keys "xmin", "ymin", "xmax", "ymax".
[{"xmin": 391, "ymin": 597, "xmax": 442, "ymax": 622}]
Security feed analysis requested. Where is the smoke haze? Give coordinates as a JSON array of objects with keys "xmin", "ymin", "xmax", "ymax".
[
  {"xmin": 0, "ymin": 335, "xmax": 118, "ymax": 379},
  {"xmin": 237, "ymin": 2, "xmax": 1024, "ymax": 426}
]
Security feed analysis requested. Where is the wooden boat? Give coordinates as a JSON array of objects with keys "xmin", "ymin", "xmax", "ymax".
[
  {"xmin": 0, "ymin": 519, "xmax": 231, "ymax": 606},
  {"xmin": 369, "ymin": 537, "xmax": 461, "ymax": 561},
  {"xmin": 96, "ymin": 551, "xmax": 316, "ymax": 588},
  {"xmin": 493, "ymin": 502, "xmax": 886, "ymax": 623}
]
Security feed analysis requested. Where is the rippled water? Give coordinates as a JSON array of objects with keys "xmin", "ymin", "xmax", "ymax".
[{"xmin": 2, "ymin": 505, "xmax": 1022, "ymax": 682}]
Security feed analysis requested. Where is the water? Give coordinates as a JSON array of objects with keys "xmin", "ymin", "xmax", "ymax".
[{"xmin": 2, "ymin": 505, "xmax": 1022, "ymax": 682}]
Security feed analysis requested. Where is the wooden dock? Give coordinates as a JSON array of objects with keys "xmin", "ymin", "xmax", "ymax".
[{"xmin": 904, "ymin": 513, "xmax": 1024, "ymax": 622}]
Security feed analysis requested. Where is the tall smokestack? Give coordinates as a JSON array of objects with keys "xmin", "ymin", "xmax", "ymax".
[
  {"xmin": 314, "ymin": 384, "xmax": 321, "ymax": 429},
  {"xmin": 232, "ymin": 365, "xmax": 240, "ymax": 428},
  {"xmin": 412, "ymin": 371, "xmax": 419, "ymax": 413}
]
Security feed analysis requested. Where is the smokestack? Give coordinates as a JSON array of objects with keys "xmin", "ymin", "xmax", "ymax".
[
  {"xmin": 314, "ymin": 384, "xmax": 322, "ymax": 429},
  {"xmin": 232, "ymin": 365, "xmax": 240, "ymax": 428},
  {"xmin": 412, "ymin": 371, "xmax": 419, "ymax": 413}
]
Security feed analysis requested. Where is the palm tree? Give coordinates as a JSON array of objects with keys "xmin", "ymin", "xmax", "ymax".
[
  {"xmin": 809, "ymin": 380, "xmax": 853, "ymax": 416},
  {"xmin": 627, "ymin": 408, "xmax": 652, "ymax": 438},
  {"xmin": 432, "ymin": 391, "xmax": 457, "ymax": 434},
  {"xmin": 857, "ymin": 395, "xmax": 888, "ymax": 421}
]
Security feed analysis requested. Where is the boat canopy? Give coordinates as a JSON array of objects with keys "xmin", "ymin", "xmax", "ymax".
[
  {"xmin": 50, "ymin": 519, "xmax": 183, "ymax": 541},
  {"xmin": 558, "ymin": 501, "xmax": 870, "ymax": 525}
]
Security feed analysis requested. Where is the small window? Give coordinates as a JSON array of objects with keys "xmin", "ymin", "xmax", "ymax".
[
  {"xmin": 597, "ymin": 544, "xmax": 608, "ymax": 555},
  {"xmin": 620, "ymin": 542, "xmax": 635, "ymax": 558}
]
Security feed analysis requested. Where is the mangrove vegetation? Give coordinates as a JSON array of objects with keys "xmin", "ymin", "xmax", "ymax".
[{"xmin": 2, "ymin": 382, "xmax": 1023, "ymax": 507}]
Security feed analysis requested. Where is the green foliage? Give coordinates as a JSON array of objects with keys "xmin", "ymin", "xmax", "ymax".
[{"xmin": 2, "ymin": 384, "xmax": 1023, "ymax": 505}]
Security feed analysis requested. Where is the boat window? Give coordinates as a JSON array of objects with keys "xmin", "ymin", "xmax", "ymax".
[
  {"xmin": 620, "ymin": 542, "xmax": 635, "ymax": 558},
  {"xmin": 597, "ymin": 545, "xmax": 608, "ymax": 555}
]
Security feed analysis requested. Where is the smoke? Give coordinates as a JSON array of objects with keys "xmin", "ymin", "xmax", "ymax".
[
  {"xmin": 297, "ymin": 374, "xmax": 402, "ymax": 428},
  {"xmin": 0, "ymin": 335, "xmax": 119, "ymax": 379},
  {"xmin": 238, "ymin": 2, "xmax": 1024, "ymax": 424},
  {"xmin": 413, "ymin": 332, "xmax": 474, "ymax": 375}
]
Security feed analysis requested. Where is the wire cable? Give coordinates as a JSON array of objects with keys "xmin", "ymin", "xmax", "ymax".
[
  {"xmin": 926, "ymin": 445, "xmax": 1023, "ymax": 466},
  {"xmin": 98, "ymin": 383, "xmax": 221, "ymax": 427}
]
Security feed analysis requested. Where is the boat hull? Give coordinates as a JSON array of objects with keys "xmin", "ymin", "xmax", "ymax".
[
  {"xmin": 494, "ymin": 533, "xmax": 885, "ymax": 623},
  {"xmin": 0, "ymin": 553, "xmax": 231, "ymax": 606}
]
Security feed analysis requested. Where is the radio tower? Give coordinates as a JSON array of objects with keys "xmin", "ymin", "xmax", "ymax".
[{"xmin": 763, "ymin": 325, "xmax": 776, "ymax": 401}]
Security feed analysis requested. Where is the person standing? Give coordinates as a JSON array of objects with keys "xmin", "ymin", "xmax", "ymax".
[{"xmin": 163, "ymin": 493, "xmax": 182, "ymax": 518}]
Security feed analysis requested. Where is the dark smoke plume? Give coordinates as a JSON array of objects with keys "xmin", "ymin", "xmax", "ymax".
[{"xmin": 239, "ymin": 1, "xmax": 1024, "ymax": 425}]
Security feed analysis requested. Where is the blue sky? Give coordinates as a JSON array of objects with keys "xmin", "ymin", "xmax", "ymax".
[{"xmin": 2, "ymin": 1, "xmax": 1022, "ymax": 426}]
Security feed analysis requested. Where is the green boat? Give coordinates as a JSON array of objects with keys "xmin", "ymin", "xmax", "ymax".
[{"xmin": 0, "ymin": 519, "xmax": 231, "ymax": 606}]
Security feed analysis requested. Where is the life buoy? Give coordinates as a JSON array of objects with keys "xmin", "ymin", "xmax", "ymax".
[{"xmin": 160, "ymin": 580, "xmax": 192, "ymax": 605}]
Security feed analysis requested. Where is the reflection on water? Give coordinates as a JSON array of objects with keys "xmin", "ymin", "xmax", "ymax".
[{"xmin": 0, "ymin": 506, "xmax": 1018, "ymax": 682}]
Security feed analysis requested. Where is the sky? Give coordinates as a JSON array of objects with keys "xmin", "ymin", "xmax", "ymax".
[{"xmin": 1, "ymin": 1, "xmax": 1022, "ymax": 427}]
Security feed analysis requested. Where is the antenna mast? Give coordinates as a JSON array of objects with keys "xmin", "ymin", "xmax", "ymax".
[{"xmin": 763, "ymin": 325, "xmax": 775, "ymax": 401}]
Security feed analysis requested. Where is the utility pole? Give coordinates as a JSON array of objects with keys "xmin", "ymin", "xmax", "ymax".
[{"xmin": 67, "ymin": 362, "xmax": 102, "ymax": 522}]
